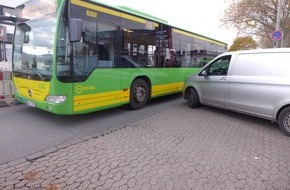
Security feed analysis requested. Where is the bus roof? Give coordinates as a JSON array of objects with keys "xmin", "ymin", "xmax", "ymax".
[
  {"xmin": 117, "ymin": 6, "xmax": 168, "ymax": 24},
  {"xmin": 17, "ymin": 0, "xmax": 227, "ymax": 46}
]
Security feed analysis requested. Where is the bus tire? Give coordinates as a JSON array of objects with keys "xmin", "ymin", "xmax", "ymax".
[
  {"xmin": 187, "ymin": 88, "xmax": 200, "ymax": 108},
  {"xmin": 278, "ymin": 106, "xmax": 290, "ymax": 137},
  {"xmin": 129, "ymin": 79, "xmax": 149, "ymax": 110}
]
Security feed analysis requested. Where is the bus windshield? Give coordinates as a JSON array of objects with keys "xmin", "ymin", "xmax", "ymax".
[
  {"xmin": 13, "ymin": 0, "xmax": 57, "ymax": 81},
  {"xmin": 13, "ymin": 15, "xmax": 57, "ymax": 81}
]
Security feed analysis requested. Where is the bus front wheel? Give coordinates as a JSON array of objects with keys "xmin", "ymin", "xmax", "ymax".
[{"xmin": 129, "ymin": 79, "xmax": 149, "ymax": 110}]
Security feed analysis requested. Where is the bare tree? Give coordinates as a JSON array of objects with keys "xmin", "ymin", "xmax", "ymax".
[{"xmin": 221, "ymin": 0, "xmax": 290, "ymax": 48}]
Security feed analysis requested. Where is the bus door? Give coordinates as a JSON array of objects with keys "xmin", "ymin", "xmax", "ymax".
[
  {"xmin": 72, "ymin": 20, "xmax": 121, "ymax": 113},
  {"xmin": 156, "ymin": 26, "xmax": 179, "ymax": 95}
]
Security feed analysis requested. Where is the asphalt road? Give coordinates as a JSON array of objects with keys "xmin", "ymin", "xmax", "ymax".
[{"xmin": 0, "ymin": 93, "xmax": 183, "ymax": 164}]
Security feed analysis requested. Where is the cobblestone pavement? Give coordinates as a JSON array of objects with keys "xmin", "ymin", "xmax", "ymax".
[{"xmin": 1, "ymin": 105, "xmax": 290, "ymax": 190}]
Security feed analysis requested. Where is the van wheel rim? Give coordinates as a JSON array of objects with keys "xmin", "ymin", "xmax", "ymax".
[{"xmin": 284, "ymin": 113, "xmax": 290, "ymax": 131}]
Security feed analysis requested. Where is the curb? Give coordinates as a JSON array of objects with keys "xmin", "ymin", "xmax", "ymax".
[
  {"xmin": 0, "ymin": 100, "xmax": 22, "ymax": 107},
  {"xmin": 0, "ymin": 101, "xmax": 9, "ymax": 107}
]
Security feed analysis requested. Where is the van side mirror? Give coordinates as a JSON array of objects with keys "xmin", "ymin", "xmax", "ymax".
[
  {"xmin": 200, "ymin": 70, "xmax": 208, "ymax": 76},
  {"xmin": 69, "ymin": 18, "xmax": 82, "ymax": 42}
]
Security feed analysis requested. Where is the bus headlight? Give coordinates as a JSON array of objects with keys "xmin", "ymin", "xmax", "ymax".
[{"xmin": 46, "ymin": 95, "xmax": 67, "ymax": 104}]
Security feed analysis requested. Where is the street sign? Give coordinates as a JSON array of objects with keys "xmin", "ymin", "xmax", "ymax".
[{"xmin": 272, "ymin": 30, "xmax": 283, "ymax": 41}]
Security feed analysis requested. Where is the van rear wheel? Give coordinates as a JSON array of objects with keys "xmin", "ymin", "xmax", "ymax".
[
  {"xmin": 187, "ymin": 88, "xmax": 200, "ymax": 108},
  {"xmin": 278, "ymin": 107, "xmax": 290, "ymax": 137}
]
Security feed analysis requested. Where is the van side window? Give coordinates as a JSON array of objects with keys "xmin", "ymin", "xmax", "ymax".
[{"xmin": 207, "ymin": 55, "xmax": 231, "ymax": 76}]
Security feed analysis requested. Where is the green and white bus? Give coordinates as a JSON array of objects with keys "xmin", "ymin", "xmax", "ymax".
[{"xmin": 12, "ymin": 0, "xmax": 227, "ymax": 115}]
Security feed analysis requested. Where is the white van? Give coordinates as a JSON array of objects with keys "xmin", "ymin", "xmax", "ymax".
[{"xmin": 182, "ymin": 48, "xmax": 290, "ymax": 136}]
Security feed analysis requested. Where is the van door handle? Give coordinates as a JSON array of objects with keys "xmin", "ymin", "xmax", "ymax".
[{"xmin": 220, "ymin": 77, "xmax": 227, "ymax": 81}]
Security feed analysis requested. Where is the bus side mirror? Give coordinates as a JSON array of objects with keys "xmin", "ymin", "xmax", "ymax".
[
  {"xmin": 19, "ymin": 23, "xmax": 31, "ymax": 43},
  {"xmin": 69, "ymin": 18, "xmax": 82, "ymax": 42},
  {"xmin": 23, "ymin": 34, "xmax": 30, "ymax": 43}
]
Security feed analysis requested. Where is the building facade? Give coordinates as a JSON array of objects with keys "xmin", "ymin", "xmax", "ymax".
[{"xmin": 0, "ymin": 5, "xmax": 16, "ymax": 71}]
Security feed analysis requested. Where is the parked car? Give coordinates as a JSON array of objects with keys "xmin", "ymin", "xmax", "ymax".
[{"xmin": 182, "ymin": 48, "xmax": 290, "ymax": 136}]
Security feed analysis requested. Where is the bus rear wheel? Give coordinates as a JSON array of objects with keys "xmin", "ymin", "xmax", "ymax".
[{"xmin": 129, "ymin": 79, "xmax": 149, "ymax": 110}]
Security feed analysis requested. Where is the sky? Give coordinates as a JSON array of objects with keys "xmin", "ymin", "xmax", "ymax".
[{"xmin": 1, "ymin": 0, "xmax": 238, "ymax": 46}]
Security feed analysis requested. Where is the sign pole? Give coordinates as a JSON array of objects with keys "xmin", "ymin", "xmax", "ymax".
[{"xmin": 274, "ymin": 0, "xmax": 283, "ymax": 48}]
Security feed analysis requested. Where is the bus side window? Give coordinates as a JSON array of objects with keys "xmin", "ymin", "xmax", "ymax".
[
  {"xmin": 74, "ymin": 20, "xmax": 99, "ymax": 74},
  {"xmin": 97, "ymin": 22, "xmax": 116, "ymax": 68}
]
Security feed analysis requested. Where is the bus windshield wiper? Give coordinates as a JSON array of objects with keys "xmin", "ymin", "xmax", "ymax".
[
  {"xmin": 17, "ymin": 68, "xmax": 46, "ymax": 81},
  {"xmin": 31, "ymin": 69, "xmax": 46, "ymax": 81}
]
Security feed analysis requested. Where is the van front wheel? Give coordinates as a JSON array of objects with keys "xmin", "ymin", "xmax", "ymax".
[
  {"xmin": 278, "ymin": 107, "xmax": 290, "ymax": 137},
  {"xmin": 187, "ymin": 88, "xmax": 200, "ymax": 108}
]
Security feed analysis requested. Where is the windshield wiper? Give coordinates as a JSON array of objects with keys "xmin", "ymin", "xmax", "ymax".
[
  {"xmin": 31, "ymin": 69, "xmax": 45, "ymax": 81},
  {"xmin": 15, "ymin": 68, "xmax": 48, "ymax": 81}
]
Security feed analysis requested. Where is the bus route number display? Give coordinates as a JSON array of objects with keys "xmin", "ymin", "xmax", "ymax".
[{"xmin": 86, "ymin": 10, "xmax": 97, "ymax": 18}]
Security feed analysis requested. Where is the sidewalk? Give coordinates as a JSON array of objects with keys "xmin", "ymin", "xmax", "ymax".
[{"xmin": 1, "ymin": 105, "xmax": 290, "ymax": 190}]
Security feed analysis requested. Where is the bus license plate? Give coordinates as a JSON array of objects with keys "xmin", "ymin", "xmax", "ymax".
[{"xmin": 27, "ymin": 100, "xmax": 36, "ymax": 107}]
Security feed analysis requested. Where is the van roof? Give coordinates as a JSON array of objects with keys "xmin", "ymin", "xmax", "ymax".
[{"xmin": 223, "ymin": 48, "xmax": 290, "ymax": 56}]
